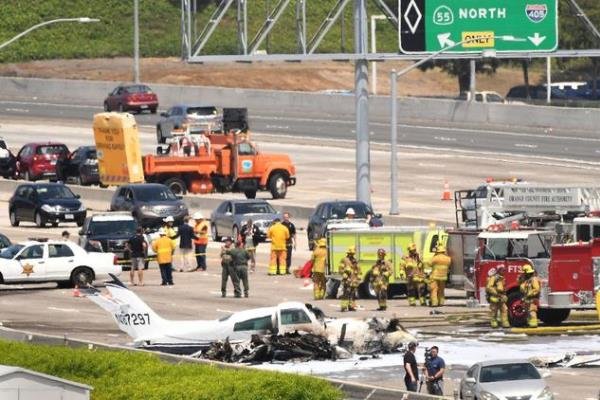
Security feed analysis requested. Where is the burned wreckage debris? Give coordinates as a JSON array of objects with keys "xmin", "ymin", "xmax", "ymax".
[{"xmin": 199, "ymin": 315, "xmax": 414, "ymax": 363}]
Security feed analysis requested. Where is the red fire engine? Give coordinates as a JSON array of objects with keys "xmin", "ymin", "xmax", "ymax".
[{"xmin": 474, "ymin": 228, "xmax": 600, "ymax": 326}]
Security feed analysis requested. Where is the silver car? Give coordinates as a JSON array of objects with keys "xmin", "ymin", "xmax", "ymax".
[
  {"xmin": 210, "ymin": 199, "xmax": 281, "ymax": 242},
  {"xmin": 156, "ymin": 104, "xmax": 222, "ymax": 143},
  {"xmin": 460, "ymin": 359, "xmax": 553, "ymax": 400}
]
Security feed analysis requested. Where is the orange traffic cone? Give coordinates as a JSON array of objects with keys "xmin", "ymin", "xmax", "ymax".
[
  {"xmin": 441, "ymin": 180, "xmax": 451, "ymax": 201},
  {"xmin": 72, "ymin": 285, "xmax": 81, "ymax": 297}
]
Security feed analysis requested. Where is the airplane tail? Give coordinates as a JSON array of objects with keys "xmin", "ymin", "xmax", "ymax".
[{"xmin": 82, "ymin": 274, "xmax": 167, "ymax": 343}]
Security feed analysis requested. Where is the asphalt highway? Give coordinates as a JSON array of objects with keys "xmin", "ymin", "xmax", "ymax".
[{"xmin": 1, "ymin": 98, "xmax": 600, "ymax": 163}]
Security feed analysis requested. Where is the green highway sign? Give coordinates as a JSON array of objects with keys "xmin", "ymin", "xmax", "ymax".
[{"xmin": 399, "ymin": 0, "xmax": 558, "ymax": 54}]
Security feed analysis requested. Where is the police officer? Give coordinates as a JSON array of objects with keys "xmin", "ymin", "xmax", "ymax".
[
  {"xmin": 429, "ymin": 245, "xmax": 451, "ymax": 307},
  {"xmin": 340, "ymin": 246, "xmax": 360, "ymax": 312},
  {"xmin": 519, "ymin": 264, "xmax": 541, "ymax": 328},
  {"xmin": 400, "ymin": 243, "xmax": 426, "ymax": 306},
  {"xmin": 486, "ymin": 266, "xmax": 510, "ymax": 328},
  {"xmin": 370, "ymin": 248, "xmax": 392, "ymax": 311},
  {"xmin": 311, "ymin": 238, "xmax": 328, "ymax": 300},
  {"xmin": 220, "ymin": 237, "xmax": 241, "ymax": 298},
  {"xmin": 229, "ymin": 238, "xmax": 250, "ymax": 298}
]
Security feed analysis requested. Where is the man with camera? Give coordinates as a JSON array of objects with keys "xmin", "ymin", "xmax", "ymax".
[{"xmin": 424, "ymin": 346, "xmax": 445, "ymax": 395}]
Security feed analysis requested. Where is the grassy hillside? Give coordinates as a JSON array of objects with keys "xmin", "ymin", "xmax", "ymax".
[
  {"xmin": 0, "ymin": 339, "xmax": 342, "ymax": 400},
  {"xmin": 0, "ymin": 1, "xmax": 399, "ymax": 63}
]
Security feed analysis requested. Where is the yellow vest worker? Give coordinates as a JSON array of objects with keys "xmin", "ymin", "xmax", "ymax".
[
  {"xmin": 311, "ymin": 238, "xmax": 328, "ymax": 300},
  {"xmin": 152, "ymin": 235, "xmax": 175, "ymax": 264},
  {"xmin": 152, "ymin": 229, "xmax": 176, "ymax": 286},
  {"xmin": 267, "ymin": 219, "xmax": 290, "ymax": 275},
  {"xmin": 429, "ymin": 245, "xmax": 451, "ymax": 307}
]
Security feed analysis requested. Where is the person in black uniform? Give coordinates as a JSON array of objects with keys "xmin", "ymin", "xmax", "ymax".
[
  {"xmin": 403, "ymin": 341, "xmax": 419, "ymax": 392},
  {"xmin": 281, "ymin": 212, "xmax": 296, "ymax": 274}
]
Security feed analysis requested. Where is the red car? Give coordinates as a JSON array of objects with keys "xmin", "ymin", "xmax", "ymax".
[
  {"xmin": 103, "ymin": 84, "xmax": 159, "ymax": 114},
  {"xmin": 16, "ymin": 142, "xmax": 70, "ymax": 181}
]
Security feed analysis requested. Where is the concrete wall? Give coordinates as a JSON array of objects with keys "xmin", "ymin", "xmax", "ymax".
[{"xmin": 2, "ymin": 76, "xmax": 599, "ymax": 132}]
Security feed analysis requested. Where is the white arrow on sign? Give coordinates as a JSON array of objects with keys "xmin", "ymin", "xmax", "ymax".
[
  {"xmin": 437, "ymin": 32, "xmax": 455, "ymax": 48},
  {"xmin": 528, "ymin": 32, "xmax": 546, "ymax": 47}
]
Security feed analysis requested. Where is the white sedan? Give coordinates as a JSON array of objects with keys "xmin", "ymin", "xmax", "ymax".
[{"xmin": 0, "ymin": 239, "xmax": 121, "ymax": 288}]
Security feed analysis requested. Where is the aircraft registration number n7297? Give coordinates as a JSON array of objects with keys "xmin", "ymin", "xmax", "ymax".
[{"xmin": 115, "ymin": 313, "xmax": 151, "ymax": 326}]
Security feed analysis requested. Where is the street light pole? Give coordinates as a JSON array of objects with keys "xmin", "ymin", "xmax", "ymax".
[
  {"xmin": 388, "ymin": 35, "xmax": 524, "ymax": 215},
  {"xmin": 0, "ymin": 18, "xmax": 99, "ymax": 51},
  {"xmin": 370, "ymin": 15, "xmax": 386, "ymax": 95}
]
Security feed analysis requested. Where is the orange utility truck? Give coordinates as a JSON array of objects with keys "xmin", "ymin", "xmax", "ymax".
[{"xmin": 144, "ymin": 131, "xmax": 296, "ymax": 199}]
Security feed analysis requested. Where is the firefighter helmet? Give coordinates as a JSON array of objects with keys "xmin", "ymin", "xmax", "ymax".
[
  {"xmin": 317, "ymin": 238, "xmax": 327, "ymax": 247},
  {"xmin": 377, "ymin": 248, "xmax": 386, "ymax": 257},
  {"xmin": 435, "ymin": 245, "xmax": 446, "ymax": 253},
  {"xmin": 407, "ymin": 243, "xmax": 417, "ymax": 252},
  {"xmin": 347, "ymin": 246, "xmax": 356, "ymax": 254},
  {"xmin": 522, "ymin": 264, "xmax": 535, "ymax": 274},
  {"xmin": 496, "ymin": 265, "xmax": 506, "ymax": 275}
]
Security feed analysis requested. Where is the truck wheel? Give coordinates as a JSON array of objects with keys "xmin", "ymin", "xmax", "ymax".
[
  {"xmin": 244, "ymin": 190, "xmax": 256, "ymax": 199},
  {"xmin": 359, "ymin": 273, "xmax": 377, "ymax": 299},
  {"xmin": 538, "ymin": 308, "xmax": 570, "ymax": 325},
  {"xmin": 211, "ymin": 224, "xmax": 221, "ymax": 242},
  {"xmin": 507, "ymin": 291, "xmax": 528, "ymax": 327},
  {"xmin": 164, "ymin": 177, "xmax": 187, "ymax": 195},
  {"xmin": 268, "ymin": 173, "xmax": 287, "ymax": 199}
]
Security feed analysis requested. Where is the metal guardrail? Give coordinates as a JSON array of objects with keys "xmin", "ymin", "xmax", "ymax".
[{"xmin": 0, "ymin": 326, "xmax": 452, "ymax": 400}]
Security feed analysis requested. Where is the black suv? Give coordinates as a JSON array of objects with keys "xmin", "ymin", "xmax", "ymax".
[
  {"xmin": 109, "ymin": 183, "xmax": 188, "ymax": 227},
  {"xmin": 307, "ymin": 200, "xmax": 376, "ymax": 247},
  {"xmin": 9, "ymin": 182, "xmax": 86, "ymax": 227},
  {"xmin": 56, "ymin": 146, "xmax": 99, "ymax": 186},
  {"xmin": 79, "ymin": 212, "xmax": 138, "ymax": 262}
]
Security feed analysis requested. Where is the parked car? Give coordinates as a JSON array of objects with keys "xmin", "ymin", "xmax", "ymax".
[
  {"xmin": 156, "ymin": 104, "xmax": 222, "ymax": 144},
  {"xmin": 307, "ymin": 200, "xmax": 377, "ymax": 249},
  {"xmin": 15, "ymin": 142, "xmax": 69, "ymax": 181},
  {"xmin": 109, "ymin": 183, "xmax": 188, "ymax": 228},
  {"xmin": 210, "ymin": 199, "xmax": 281, "ymax": 242},
  {"xmin": 0, "ymin": 233, "xmax": 11, "ymax": 250},
  {"xmin": 0, "ymin": 137, "xmax": 16, "ymax": 179},
  {"xmin": 8, "ymin": 182, "xmax": 86, "ymax": 228},
  {"xmin": 79, "ymin": 212, "xmax": 139, "ymax": 264},
  {"xmin": 103, "ymin": 84, "xmax": 158, "ymax": 114},
  {"xmin": 0, "ymin": 239, "xmax": 120, "ymax": 288},
  {"xmin": 459, "ymin": 359, "xmax": 553, "ymax": 400},
  {"xmin": 55, "ymin": 146, "xmax": 100, "ymax": 186}
]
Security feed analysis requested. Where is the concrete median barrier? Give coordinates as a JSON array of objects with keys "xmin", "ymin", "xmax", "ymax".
[{"xmin": 2, "ymin": 76, "xmax": 600, "ymax": 134}]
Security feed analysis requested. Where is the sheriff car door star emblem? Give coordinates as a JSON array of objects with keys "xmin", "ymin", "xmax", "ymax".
[{"xmin": 21, "ymin": 263, "xmax": 34, "ymax": 276}]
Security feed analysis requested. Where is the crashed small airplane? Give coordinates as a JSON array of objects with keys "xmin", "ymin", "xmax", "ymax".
[{"xmin": 83, "ymin": 275, "xmax": 415, "ymax": 357}]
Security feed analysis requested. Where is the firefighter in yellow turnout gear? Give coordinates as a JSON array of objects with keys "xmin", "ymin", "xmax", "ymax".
[
  {"xmin": 429, "ymin": 245, "xmax": 451, "ymax": 307},
  {"xmin": 311, "ymin": 238, "xmax": 328, "ymax": 300},
  {"xmin": 399, "ymin": 243, "xmax": 427, "ymax": 306},
  {"xmin": 519, "ymin": 264, "xmax": 541, "ymax": 328},
  {"xmin": 486, "ymin": 266, "xmax": 510, "ymax": 328},
  {"xmin": 340, "ymin": 246, "xmax": 360, "ymax": 312},
  {"xmin": 370, "ymin": 249, "xmax": 392, "ymax": 311}
]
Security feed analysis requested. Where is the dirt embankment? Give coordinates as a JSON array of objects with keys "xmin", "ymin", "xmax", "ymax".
[{"xmin": 0, "ymin": 57, "xmax": 542, "ymax": 97}]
